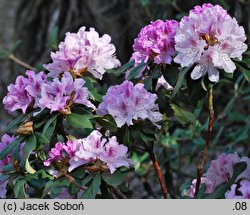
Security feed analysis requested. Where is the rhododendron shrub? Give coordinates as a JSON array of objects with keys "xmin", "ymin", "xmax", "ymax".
[{"xmin": 0, "ymin": 3, "xmax": 250, "ymax": 199}]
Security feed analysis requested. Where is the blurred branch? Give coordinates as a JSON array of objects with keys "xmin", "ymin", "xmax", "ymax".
[
  {"xmin": 195, "ymin": 85, "xmax": 214, "ymax": 196},
  {"xmin": 8, "ymin": 54, "xmax": 36, "ymax": 71}
]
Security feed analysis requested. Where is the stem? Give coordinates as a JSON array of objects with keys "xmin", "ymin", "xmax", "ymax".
[
  {"xmin": 147, "ymin": 148, "xmax": 168, "ymax": 199},
  {"xmin": 107, "ymin": 185, "xmax": 127, "ymax": 199},
  {"xmin": 63, "ymin": 172, "xmax": 87, "ymax": 191},
  {"xmin": 8, "ymin": 53, "xmax": 37, "ymax": 71},
  {"xmin": 195, "ymin": 85, "xmax": 214, "ymax": 196}
]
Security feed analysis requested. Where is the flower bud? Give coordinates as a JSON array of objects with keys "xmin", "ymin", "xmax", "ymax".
[{"xmin": 16, "ymin": 121, "xmax": 34, "ymax": 135}]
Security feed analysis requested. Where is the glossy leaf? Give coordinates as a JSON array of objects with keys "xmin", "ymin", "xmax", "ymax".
[{"xmin": 67, "ymin": 113, "xmax": 93, "ymax": 129}]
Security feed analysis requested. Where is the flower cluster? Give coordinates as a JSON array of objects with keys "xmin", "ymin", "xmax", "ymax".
[
  {"xmin": 3, "ymin": 71, "xmax": 95, "ymax": 114},
  {"xmin": 43, "ymin": 140, "xmax": 76, "ymax": 167},
  {"xmin": 0, "ymin": 134, "xmax": 17, "ymax": 198},
  {"xmin": 39, "ymin": 72, "xmax": 95, "ymax": 114},
  {"xmin": 131, "ymin": 19, "xmax": 179, "ymax": 66},
  {"xmin": 225, "ymin": 180, "xmax": 250, "ymax": 199},
  {"xmin": 44, "ymin": 27, "xmax": 120, "ymax": 79},
  {"xmin": 186, "ymin": 153, "xmax": 250, "ymax": 198},
  {"xmin": 174, "ymin": 3, "xmax": 247, "ymax": 82},
  {"xmin": 97, "ymin": 80, "xmax": 162, "ymax": 127},
  {"xmin": 3, "ymin": 70, "xmax": 47, "ymax": 113},
  {"xmin": 45, "ymin": 130, "xmax": 134, "ymax": 174}
]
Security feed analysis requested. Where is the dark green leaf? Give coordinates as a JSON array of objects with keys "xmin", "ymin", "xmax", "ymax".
[
  {"xmin": 69, "ymin": 182, "xmax": 80, "ymax": 196},
  {"xmin": 81, "ymin": 173, "xmax": 101, "ymax": 199},
  {"xmin": 21, "ymin": 134, "xmax": 37, "ymax": 173},
  {"xmin": 127, "ymin": 61, "xmax": 147, "ymax": 80},
  {"xmin": 42, "ymin": 114, "xmax": 58, "ymax": 136},
  {"xmin": 67, "ymin": 113, "xmax": 93, "ymax": 129},
  {"xmin": 14, "ymin": 179, "xmax": 27, "ymax": 198},
  {"xmin": 10, "ymin": 40, "xmax": 22, "ymax": 53},
  {"xmin": 196, "ymin": 184, "xmax": 207, "ymax": 199},
  {"xmin": 162, "ymin": 64, "xmax": 179, "ymax": 86},
  {"xmin": 81, "ymin": 174, "xmax": 95, "ymax": 187},
  {"xmin": 235, "ymin": 61, "xmax": 250, "ymax": 82},
  {"xmin": 0, "ymin": 51, "xmax": 9, "ymax": 59},
  {"xmin": 42, "ymin": 178, "xmax": 69, "ymax": 198},
  {"xmin": 35, "ymin": 132, "xmax": 49, "ymax": 147},
  {"xmin": 229, "ymin": 162, "xmax": 247, "ymax": 184},
  {"xmin": 106, "ymin": 61, "xmax": 135, "ymax": 76},
  {"xmin": 48, "ymin": 27, "xmax": 59, "ymax": 49},
  {"xmin": 122, "ymin": 127, "xmax": 131, "ymax": 149},
  {"xmin": 0, "ymin": 136, "xmax": 25, "ymax": 160},
  {"xmin": 187, "ymin": 77, "xmax": 206, "ymax": 108},
  {"xmin": 171, "ymin": 104, "xmax": 196, "ymax": 125},
  {"xmin": 6, "ymin": 114, "xmax": 28, "ymax": 132},
  {"xmin": 94, "ymin": 115, "xmax": 117, "ymax": 132},
  {"xmin": 171, "ymin": 66, "xmax": 191, "ymax": 99},
  {"xmin": 102, "ymin": 171, "xmax": 125, "ymax": 187}
]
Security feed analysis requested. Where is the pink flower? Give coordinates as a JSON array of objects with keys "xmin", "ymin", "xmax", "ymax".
[
  {"xmin": 3, "ymin": 71, "xmax": 47, "ymax": 113},
  {"xmin": 0, "ymin": 134, "xmax": 23, "ymax": 199},
  {"xmin": 186, "ymin": 177, "xmax": 214, "ymax": 198},
  {"xmin": 131, "ymin": 19, "xmax": 179, "ymax": 66},
  {"xmin": 69, "ymin": 130, "xmax": 134, "ymax": 174},
  {"xmin": 186, "ymin": 153, "xmax": 250, "ymax": 197},
  {"xmin": 97, "ymin": 80, "xmax": 162, "ymax": 127},
  {"xmin": 99, "ymin": 136, "xmax": 134, "ymax": 174},
  {"xmin": 174, "ymin": 3, "xmax": 247, "ymax": 82},
  {"xmin": 155, "ymin": 75, "xmax": 173, "ymax": 91},
  {"xmin": 39, "ymin": 72, "xmax": 95, "ymax": 113},
  {"xmin": 68, "ymin": 130, "xmax": 106, "ymax": 172},
  {"xmin": 44, "ymin": 141, "xmax": 76, "ymax": 166},
  {"xmin": 0, "ymin": 177, "xmax": 9, "ymax": 199},
  {"xmin": 44, "ymin": 27, "xmax": 120, "ymax": 79},
  {"xmin": 225, "ymin": 180, "xmax": 250, "ymax": 199},
  {"xmin": 205, "ymin": 153, "xmax": 250, "ymax": 191},
  {"xmin": 0, "ymin": 134, "xmax": 17, "ymax": 168}
]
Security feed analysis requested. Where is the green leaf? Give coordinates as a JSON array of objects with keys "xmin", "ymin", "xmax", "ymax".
[
  {"xmin": 235, "ymin": 61, "xmax": 250, "ymax": 82},
  {"xmin": 122, "ymin": 127, "xmax": 131, "ymax": 150},
  {"xmin": 6, "ymin": 114, "xmax": 28, "ymax": 132},
  {"xmin": 0, "ymin": 136, "xmax": 25, "ymax": 160},
  {"xmin": 71, "ymin": 168, "xmax": 86, "ymax": 179},
  {"xmin": 106, "ymin": 61, "xmax": 135, "ymax": 76},
  {"xmin": 102, "ymin": 171, "xmax": 125, "ymax": 187},
  {"xmin": 42, "ymin": 114, "xmax": 58, "ymax": 137},
  {"xmin": 0, "ymin": 51, "xmax": 9, "ymax": 59},
  {"xmin": 206, "ymin": 162, "xmax": 247, "ymax": 199},
  {"xmin": 68, "ymin": 183, "xmax": 80, "ymax": 196},
  {"xmin": 14, "ymin": 179, "xmax": 27, "ymax": 198},
  {"xmin": 127, "ymin": 61, "xmax": 147, "ymax": 80},
  {"xmin": 81, "ymin": 174, "xmax": 95, "ymax": 187},
  {"xmin": 171, "ymin": 103, "xmax": 196, "ymax": 125},
  {"xmin": 171, "ymin": 66, "xmax": 191, "ymax": 99},
  {"xmin": 94, "ymin": 115, "xmax": 117, "ymax": 132},
  {"xmin": 229, "ymin": 161, "xmax": 247, "ymax": 183},
  {"xmin": 35, "ymin": 132, "xmax": 49, "ymax": 147},
  {"xmin": 81, "ymin": 173, "xmax": 101, "ymax": 199},
  {"xmin": 67, "ymin": 113, "xmax": 93, "ymax": 129},
  {"xmin": 162, "ymin": 64, "xmax": 179, "ymax": 86},
  {"xmin": 196, "ymin": 184, "xmax": 207, "ymax": 199},
  {"xmin": 21, "ymin": 134, "xmax": 37, "ymax": 173},
  {"xmin": 144, "ymin": 76, "xmax": 153, "ymax": 90},
  {"xmin": 42, "ymin": 178, "xmax": 69, "ymax": 198},
  {"xmin": 48, "ymin": 27, "xmax": 59, "ymax": 50},
  {"xmin": 187, "ymin": 77, "xmax": 206, "ymax": 108},
  {"xmin": 10, "ymin": 40, "xmax": 22, "ymax": 53}
]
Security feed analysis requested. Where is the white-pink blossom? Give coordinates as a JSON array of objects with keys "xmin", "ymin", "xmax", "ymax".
[
  {"xmin": 44, "ymin": 27, "xmax": 120, "ymax": 79},
  {"xmin": 174, "ymin": 3, "xmax": 247, "ymax": 82},
  {"xmin": 97, "ymin": 80, "xmax": 162, "ymax": 127}
]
